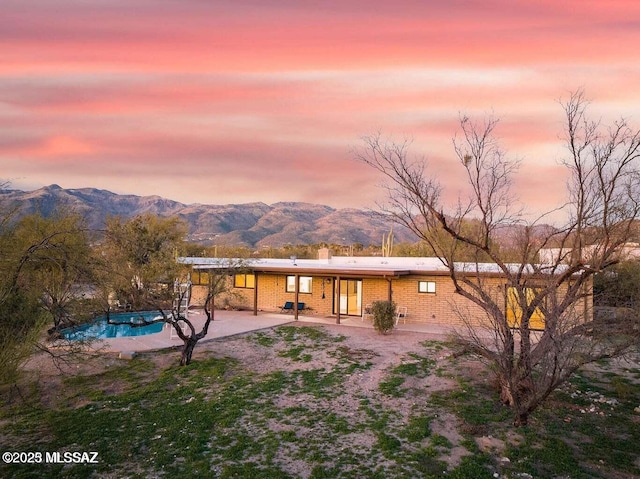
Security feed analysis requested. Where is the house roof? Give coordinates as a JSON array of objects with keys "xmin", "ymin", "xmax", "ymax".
[{"xmin": 178, "ymin": 256, "xmax": 549, "ymax": 278}]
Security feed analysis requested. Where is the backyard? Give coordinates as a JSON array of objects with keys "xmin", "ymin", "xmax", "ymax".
[{"xmin": 1, "ymin": 322, "xmax": 639, "ymax": 479}]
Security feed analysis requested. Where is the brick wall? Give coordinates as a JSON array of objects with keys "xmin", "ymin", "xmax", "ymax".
[
  {"xmin": 190, "ymin": 272, "xmax": 592, "ymax": 328},
  {"xmin": 254, "ymin": 274, "xmax": 335, "ymax": 316},
  {"xmin": 189, "ymin": 276, "xmax": 253, "ymax": 310},
  {"xmin": 387, "ymin": 275, "xmax": 490, "ymax": 326}
]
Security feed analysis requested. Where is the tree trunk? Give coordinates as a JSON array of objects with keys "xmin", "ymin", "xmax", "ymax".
[
  {"xmin": 180, "ymin": 338, "xmax": 198, "ymax": 366},
  {"xmin": 499, "ymin": 381, "xmax": 515, "ymax": 406},
  {"xmin": 499, "ymin": 376, "xmax": 533, "ymax": 427},
  {"xmin": 513, "ymin": 410, "xmax": 529, "ymax": 427}
]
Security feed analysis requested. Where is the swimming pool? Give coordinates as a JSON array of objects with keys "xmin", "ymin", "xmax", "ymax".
[{"xmin": 62, "ymin": 311, "xmax": 166, "ymax": 340}]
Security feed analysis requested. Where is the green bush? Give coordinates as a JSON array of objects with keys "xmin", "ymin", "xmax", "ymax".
[
  {"xmin": 0, "ymin": 290, "xmax": 47, "ymax": 385},
  {"xmin": 372, "ymin": 300, "xmax": 396, "ymax": 334}
]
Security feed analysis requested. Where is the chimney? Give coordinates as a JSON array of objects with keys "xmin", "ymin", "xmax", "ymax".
[{"xmin": 318, "ymin": 248, "xmax": 332, "ymax": 262}]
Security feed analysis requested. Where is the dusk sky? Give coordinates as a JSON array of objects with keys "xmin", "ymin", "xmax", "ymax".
[{"xmin": 2, "ymin": 0, "xmax": 640, "ymax": 217}]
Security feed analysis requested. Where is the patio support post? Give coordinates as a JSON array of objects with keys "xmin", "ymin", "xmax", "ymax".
[
  {"xmin": 294, "ymin": 274, "xmax": 299, "ymax": 320},
  {"xmin": 387, "ymin": 278, "xmax": 393, "ymax": 302},
  {"xmin": 253, "ymin": 273, "xmax": 258, "ymax": 316},
  {"xmin": 336, "ymin": 276, "xmax": 341, "ymax": 324}
]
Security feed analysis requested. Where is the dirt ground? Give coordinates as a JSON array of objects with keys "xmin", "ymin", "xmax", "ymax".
[
  {"xmin": 28, "ymin": 321, "xmax": 636, "ymax": 392},
  {"xmin": 25, "ymin": 322, "xmax": 459, "ymax": 400},
  {"xmin": 21, "ymin": 322, "xmax": 478, "ymax": 472},
  {"xmin": 15, "ymin": 320, "xmax": 640, "ymax": 478}
]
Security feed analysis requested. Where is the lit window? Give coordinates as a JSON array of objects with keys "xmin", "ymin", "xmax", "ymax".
[
  {"xmin": 190, "ymin": 271, "xmax": 209, "ymax": 285},
  {"xmin": 286, "ymin": 276, "xmax": 313, "ymax": 293},
  {"xmin": 506, "ymin": 286, "xmax": 545, "ymax": 330},
  {"xmin": 234, "ymin": 274, "xmax": 255, "ymax": 289},
  {"xmin": 418, "ymin": 281, "xmax": 436, "ymax": 293}
]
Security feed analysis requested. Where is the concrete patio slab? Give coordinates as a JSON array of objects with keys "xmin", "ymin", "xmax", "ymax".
[
  {"xmin": 85, "ymin": 309, "xmax": 459, "ymax": 354},
  {"xmin": 93, "ymin": 310, "xmax": 296, "ymax": 353}
]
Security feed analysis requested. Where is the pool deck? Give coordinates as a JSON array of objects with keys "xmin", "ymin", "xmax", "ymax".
[{"xmin": 93, "ymin": 309, "xmax": 459, "ymax": 354}]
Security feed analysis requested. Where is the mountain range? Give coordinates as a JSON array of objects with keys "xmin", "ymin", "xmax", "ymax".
[{"xmin": 0, "ymin": 185, "xmax": 416, "ymax": 248}]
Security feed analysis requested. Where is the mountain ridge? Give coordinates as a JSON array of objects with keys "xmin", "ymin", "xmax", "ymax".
[{"xmin": 0, "ymin": 185, "xmax": 415, "ymax": 248}]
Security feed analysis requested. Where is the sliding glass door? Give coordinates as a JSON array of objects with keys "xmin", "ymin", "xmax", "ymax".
[{"xmin": 336, "ymin": 279, "xmax": 362, "ymax": 316}]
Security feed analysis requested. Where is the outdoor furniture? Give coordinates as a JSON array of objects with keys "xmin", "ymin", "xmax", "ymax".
[
  {"xmin": 280, "ymin": 302, "xmax": 305, "ymax": 313},
  {"xmin": 362, "ymin": 304, "xmax": 373, "ymax": 322},
  {"xmin": 395, "ymin": 306, "xmax": 408, "ymax": 325},
  {"xmin": 280, "ymin": 301, "xmax": 294, "ymax": 313},
  {"xmin": 116, "ymin": 299, "xmax": 132, "ymax": 311}
]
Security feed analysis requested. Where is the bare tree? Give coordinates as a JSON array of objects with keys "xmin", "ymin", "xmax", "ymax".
[
  {"xmin": 356, "ymin": 91, "xmax": 640, "ymax": 426},
  {"xmin": 164, "ymin": 259, "xmax": 246, "ymax": 366},
  {"xmin": 100, "ymin": 215, "xmax": 247, "ymax": 366},
  {"xmin": 103, "ymin": 259, "xmax": 247, "ymax": 366}
]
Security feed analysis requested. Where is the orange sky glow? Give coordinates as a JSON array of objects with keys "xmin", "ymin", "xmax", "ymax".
[{"xmin": 2, "ymin": 0, "xmax": 640, "ymax": 220}]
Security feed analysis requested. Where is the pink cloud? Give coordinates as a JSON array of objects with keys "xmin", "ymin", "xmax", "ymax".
[{"xmin": 2, "ymin": 0, "xmax": 640, "ymax": 217}]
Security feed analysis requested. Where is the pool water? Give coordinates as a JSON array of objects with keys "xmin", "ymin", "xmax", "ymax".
[{"xmin": 62, "ymin": 311, "xmax": 166, "ymax": 340}]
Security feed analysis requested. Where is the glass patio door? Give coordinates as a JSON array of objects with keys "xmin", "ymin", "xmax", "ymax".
[{"xmin": 336, "ymin": 279, "xmax": 362, "ymax": 316}]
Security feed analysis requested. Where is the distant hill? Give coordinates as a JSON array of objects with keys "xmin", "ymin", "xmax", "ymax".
[{"xmin": 0, "ymin": 185, "xmax": 417, "ymax": 248}]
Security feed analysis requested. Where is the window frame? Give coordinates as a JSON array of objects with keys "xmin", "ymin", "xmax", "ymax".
[
  {"xmin": 418, "ymin": 280, "xmax": 436, "ymax": 294},
  {"xmin": 190, "ymin": 270, "xmax": 209, "ymax": 286},
  {"xmin": 286, "ymin": 275, "xmax": 313, "ymax": 294},
  {"xmin": 234, "ymin": 273, "xmax": 255, "ymax": 289},
  {"xmin": 505, "ymin": 285, "xmax": 545, "ymax": 330}
]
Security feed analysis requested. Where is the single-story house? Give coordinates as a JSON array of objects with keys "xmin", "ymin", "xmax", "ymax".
[
  {"xmin": 179, "ymin": 248, "xmax": 592, "ymax": 328},
  {"xmin": 539, "ymin": 242, "xmax": 640, "ymax": 264}
]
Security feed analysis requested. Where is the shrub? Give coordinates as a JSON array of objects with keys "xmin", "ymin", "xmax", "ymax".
[{"xmin": 372, "ymin": 300, "xmax": 396, "ymax": 334}]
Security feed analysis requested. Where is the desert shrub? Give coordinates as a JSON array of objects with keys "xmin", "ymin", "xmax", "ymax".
[
  {"xmin": 0, "ymin": 290, "xmax": 47, "ymax": 385},
  {"xmin": 372, "ymin": 300, "xmax": 396, "ymax": 334}
]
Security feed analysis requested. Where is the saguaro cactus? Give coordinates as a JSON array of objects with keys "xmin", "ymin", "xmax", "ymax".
[{"xmin": 382, "ymin": 228, "xmax": 394, "ymax": 257}]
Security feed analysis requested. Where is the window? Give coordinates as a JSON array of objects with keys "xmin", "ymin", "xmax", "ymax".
[
  {"xmin": 506, "ymin": 286, "xmax": 545, "ymax": 330},
  {"xmin": 190, "ymin": 271, "xmax": 209, "ymax": 285},
  {"xmin": 286, "ymin": 276, "xmax": 313, "ymax": 293},
  {"xmin": 234, "ymin": 273, "xmax": 255, "ymax": 289},
  {"xmin": 418, "ymin": 281, "xmax": 436, "ymax": 293}
]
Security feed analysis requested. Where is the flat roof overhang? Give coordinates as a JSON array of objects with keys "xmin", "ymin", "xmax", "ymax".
[
  {"xmin": 191, "ymin": 265, "xmax": 570, "ymax": 280},
  {"xmin": 193, "ymin": 264, "xmax": 412, "ymax": 279}
]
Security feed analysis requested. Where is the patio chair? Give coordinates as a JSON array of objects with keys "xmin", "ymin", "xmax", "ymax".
[
  {"xmin": 362, "ymin": 304, "xmax": 373, "ymax": 322},
  {"xmin": 280, "ymin": 302, "xmax": 305, "ymax": 313},
  {"xmin": 280, "ymin": 301, "xmax": 294, "ymax": 313},
  {"xmin": 116, "ymin": 299, "xmax": 132, "ymax": 311},
  {"xmin": 395, "ymin": 306, "xmax": 408, "ymax": 325}
]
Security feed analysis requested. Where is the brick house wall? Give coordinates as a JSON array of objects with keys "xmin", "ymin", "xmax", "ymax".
[
  {"xmin": 189, "ymin": 271, "xmax": 593, "ymax": 328},
  {"xmin": 254, "ymin": 274, "xmax": 334, "ymax": 316}
]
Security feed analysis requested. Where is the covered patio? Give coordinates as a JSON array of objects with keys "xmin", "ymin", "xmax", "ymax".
[{"xmin": 90, "ymin": 309, "xmax": 458, "ymax": 353}]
